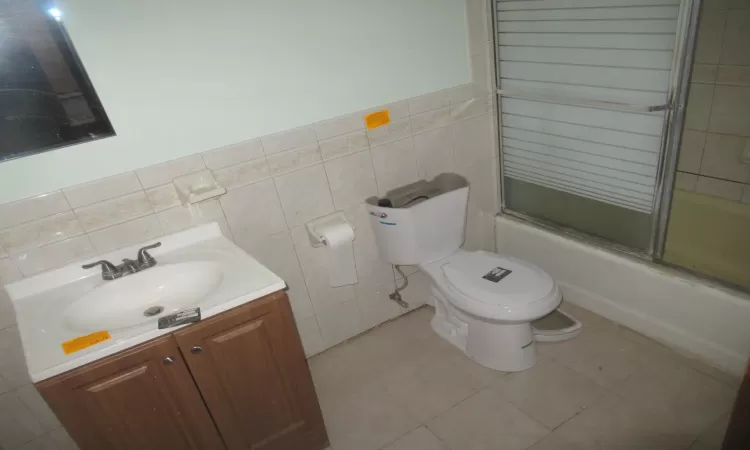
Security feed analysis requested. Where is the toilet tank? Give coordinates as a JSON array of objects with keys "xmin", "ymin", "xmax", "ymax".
[{"xmin": 365, "ymin": 174, "xmax": 469, "ymax": 265}]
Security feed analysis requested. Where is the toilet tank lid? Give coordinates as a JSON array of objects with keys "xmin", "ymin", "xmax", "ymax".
[{"xmin": 440, "ymin": 251, "xmax": 557, "ymax": 306}]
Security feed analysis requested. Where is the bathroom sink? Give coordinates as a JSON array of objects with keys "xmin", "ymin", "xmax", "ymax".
[{"xmin": 64, "ymin": 261, "xmax": 224, "ymax": 333}]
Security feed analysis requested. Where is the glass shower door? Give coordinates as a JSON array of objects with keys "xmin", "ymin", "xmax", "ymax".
[{"xmin": 494, "ymin": 0, "xmax": 689, "ymax": 253}]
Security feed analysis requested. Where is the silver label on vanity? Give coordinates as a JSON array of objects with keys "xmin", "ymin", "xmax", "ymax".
[{"xmin": 158, "ymin": 308, "xmax": 202, "ymax": 329}]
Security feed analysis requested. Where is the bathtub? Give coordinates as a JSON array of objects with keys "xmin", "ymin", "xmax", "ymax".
[{"xmin": 495, "ymin": 215, "xmax": 750, "ymax": 377}]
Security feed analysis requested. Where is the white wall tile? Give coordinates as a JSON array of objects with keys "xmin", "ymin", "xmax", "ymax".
[
  {"xmin": 685, "ymin": 83, "xmax": 715, "ymax": 132},
  {"xmin": 411, "ymin": 107, "xmax": 452, "ymax": 135},
  {"xmin": 213, "ymin": 157, "xmax": 270, "ymax": 190},
  {"xmin": 0, "ymin": 327, "xmax": 30, "ymax": 390},
  {"xmin": 695, "ymin": 176, "xmax": 744, "ymax": 200},
  {"xmin": 136, "ymin": 155, "xmax": 206, "ymax": 189},
  {"xmin": 0, "ymin": 192, "xmax": 70, "ymax": 230},
  {"xmin": 145, "ymin": 184, "xmax": 181, "ymax": 212},
  {"xmin": 360, "ymin": 100, "xmax": 410, "ymax": 121},
  {"xmin": 459, "ymin": 158, "xmax": 498, "ymax": 214},
  {"xmin": 62, "ymin": 172, "xmax": 142, "ymax": 209},
  {"xmin": 267, "ymin": 146, "xmax": 322, "ymax": 177},
  {"xmin": 15, "ymin": 433, "xmax": 63, "ymax": 450},
  {"xmin": 274, "ymin": 165, "xmax": 335, "ymax": 228},
  {"xmin": 367, "ymin": 118, "xmax": 413, "ymax": 147},
  {"xmin": 694, "ymin": 10, "xmax": 726, "ymax": 65},
  {"xmin": 708, "ymin": 85, "xmax": 750, "ymax": 136},
  {"xmin": 355, "ymin": 280, "xmax": 403, "ymax": 331},
  {"xmin": 295, "ymin": 315, "xmax": 326, "ymax": 358},
  {"xmin": 314, "ymin": 113, "xmax": 365, "ymax": 141},
  {"xmin": 0, "ymin": 212, "xmax": 83, "ymax": 253},
  {"xmin": 319, "ymin": 130, "xmax": 370, "ymax": 161},
  {"xmin": 220, "ymin": 179, "xmax": 287, "ymax": 245},
  {"xmin": 692, "ymin": 64, "xmax": 719, "ymax": 84},
  {"xmin": 88, "ymin": 215, "xmax": 164, "ymax": 254},
  {"xmin": 261, "ymin": 126, "xmax": 317, "ymax": 155},
  {"xmin": 315, "ymin": 298, "xmax": 364, "ymax": 348},
  {"xmin": 717, "ymin": 65, "xmax": 750, "ymax": 86},
  {"xmin": 289, "ymin": 225, "xmax": 357, "ymax": 313},
  {"xmin": 324, "ymin": 151, "xmax": 378, "ymax": 211},
  {"xmin": 414, "ymin": 126, "xmax": 456, "ymax": 180},
  {"xmin": 408, "ymin": 90, "xmax": 451, "ymax": 116},
  {"xmin": 156, "ymin": 200, "xmax": 232, "ymax": 240},
  {"xmin": 742, "ymin": 185, "xmax": 750, "ymax": 204},
  {"xmin": 12, "ymin": 236, "xmax": 95, "ymax": 276},
  {"xmin": 678, "ymin": 129, "xmax": 706, "ymax": 173},
  {"xmin": 700, "ymin": 133, "xmax": 750, "ymax": 182},
  {"xmin": 453, "ymin": 114, "xmax": 495, "ymax": 169},
  {"xmin": 201, "ymin": 139, "xmax": 264, "ymax": 170},
  {"xmin": 720, "ymin": 11, "xmax": 750, "ymax": 65},
  {"xmin": 675, "ymin": 172, "xmax": 699, "ymax": 191},
  {"xmin": 0, "ymin": 259, "xmax": 21, "ymax": 285},
  {"xmin": 450, "ymin": 96, "xmax": 491, "ymax": 121},
  {"xmin": 74, "ymin": 192, "xmax": 154, "ymax": 232},
  {"xmin": 0, "ymin": 289, "xmax": 16, "ymax": 331},
  {"xmin": 371, "ymin": 137, "xmax": 420, "ymax": 195},
  {"xmin": 0, "ymin": 390, "xmax": 45, "ymax": 449},
  {"xmin": 243, "ymin": 231, "xmax": 315, "ymax": 321},
  {"xmin": 15, "ymin": 385, "xmax": 60, "ymax": 430}
]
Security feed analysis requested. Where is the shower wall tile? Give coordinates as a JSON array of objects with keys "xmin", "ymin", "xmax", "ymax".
[
  {"xmin": 700, "ymin": 134, "xmax": 750, "ymax": 182},
  {"xmin": 716, "ymin": 65, "xmax": 750, "ymax": 86},
  {"xmin": 677, "ymin": 129, "xmax": 706, "ymax": 173},
  {"xmin": 694, "ymin": 10, "xmax": 726, "ymax": 65},
  {"xmin": 708, "ymin": 86, "xmax": 750, "ymax": 137},
  {"xmin": 695, "ymin": 176, "xmax": 744, "ymax": 200},
  {"xmin": 685, "ymin": 84, "xmax": 715, "ymax": 131},
  {"xmin": 675, "ymin": 172, "xmax": 699, "ymax": 192},
  {"xmin": 720, "ymin": 11, "xmax": 750, "ymax": 65},
  {"xmin": 692, "ymin": 64, "xmax": 719, "ymax": 84}
]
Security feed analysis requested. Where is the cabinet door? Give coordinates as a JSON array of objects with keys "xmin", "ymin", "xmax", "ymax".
[
  {"xmin": 36, "ymin": 335, "xmax": 226, "ymax": 450},
  {"xmin": 174, "ymin": 291, "xmax": 328, "ymax": 450}
]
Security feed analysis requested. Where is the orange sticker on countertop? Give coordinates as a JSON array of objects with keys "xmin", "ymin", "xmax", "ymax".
[
  {"xmin": 365, "ymin": 110, "xmax": 391, "ymax": 130},
  {"xmin": 62, "ymin": 331, "xmax": 111, "ymax": 355}
]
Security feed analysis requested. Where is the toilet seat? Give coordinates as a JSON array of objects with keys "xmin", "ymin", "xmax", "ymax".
[{"xmin": 423, "ymin": 250, "xmax": 562, "ymax": 322}]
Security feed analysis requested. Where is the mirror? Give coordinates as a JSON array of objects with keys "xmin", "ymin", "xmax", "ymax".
[{"xmin": 0, "ymin": 0, "xmax": 113, "ymax": 162}]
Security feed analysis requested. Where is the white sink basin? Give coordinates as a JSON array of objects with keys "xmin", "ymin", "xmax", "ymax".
[{"xmin": 64, "ymin": 262, "xmax": 223, "ymax": 333}]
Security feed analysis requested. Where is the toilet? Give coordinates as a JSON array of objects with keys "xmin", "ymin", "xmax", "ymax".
[{"xmin": 366, "ymin": 174, "xmax": 576, "ymax": 372}]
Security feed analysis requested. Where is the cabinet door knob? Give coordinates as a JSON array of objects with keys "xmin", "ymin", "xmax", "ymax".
[
  {"xmin": 191, "ymin": 346, "xmax": 203, "ymax": 355},
  {"xmin": 163, "ymin": 356, "xmax": 175, "ymax": 365}
]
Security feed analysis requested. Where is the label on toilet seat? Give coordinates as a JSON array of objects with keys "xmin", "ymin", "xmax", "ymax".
[{"xmin": 482, "ymin": 266, "xmax": 512, "ymax": 283}]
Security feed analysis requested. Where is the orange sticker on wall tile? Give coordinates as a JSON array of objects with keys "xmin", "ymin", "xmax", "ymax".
[
  {"xmin": 365, "ymin": 110, "xmax": 391, "ymax": 130},
  {"xmin": 62, "ymin": 331, "xmax": 111, "ymax": 355}
]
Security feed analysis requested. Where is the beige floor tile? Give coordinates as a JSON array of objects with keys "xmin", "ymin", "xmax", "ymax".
[
  {"xmin": 687, "ymin": 414, "xmax": 730, "ymax": 450},
  {"xmin": 318, "ymin": 382, "xmax": 420, "ymax": 450},
  {"xmin": 613, "ymin": 357, "xmax": 736, "ymax": 433},
  {"xmin": 528, "ymin": 393, "xmax": 696, "ymax": 450},
  {"xmin": 427, "ymin": 388, "xmax": 549, "ymax": 450},
  {"xmin": 382, "ymin": 350, "xmax": 487, "ymax": 422},
  {"xmin": 491, "ymin": 356, "xmax": 609, "ymax": 429},
  {"xmin": 537, "ymin": 326, "xmax": 656, "ymax": 388},
  {"xmin": 382, "ymin": 426, "xmax": 450, "ymax": 450}
]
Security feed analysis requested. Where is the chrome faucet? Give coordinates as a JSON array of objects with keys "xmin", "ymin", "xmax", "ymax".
[{"xmin": 82, "ymin": 242, "xmax": 162, "ymax": 280}]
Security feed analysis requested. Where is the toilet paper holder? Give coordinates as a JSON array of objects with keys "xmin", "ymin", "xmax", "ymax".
[{"xmin": 306, "ymin": 212, "xmax": 356, "ymax": 248}]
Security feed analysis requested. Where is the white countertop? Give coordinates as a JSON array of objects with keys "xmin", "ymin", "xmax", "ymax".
[{"xmin": 5, "ymin": 223, "xmax": 286, "ymax": 382}]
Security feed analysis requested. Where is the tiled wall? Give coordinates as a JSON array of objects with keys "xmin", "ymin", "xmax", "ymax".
[
  {"xmin": 0, "ymin": 2, "xmax": 497, "ymax": 448},
  {"xmin": 675, "ymin": 0, "xmax": 750, "ymax": 201}
]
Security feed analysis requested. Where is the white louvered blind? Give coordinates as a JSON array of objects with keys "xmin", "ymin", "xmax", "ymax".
[{"xmin": 497, "ymin": 0, "xmax": 682, "ymax": 213}]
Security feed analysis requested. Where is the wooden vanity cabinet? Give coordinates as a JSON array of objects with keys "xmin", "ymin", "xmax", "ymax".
[{"xmin": 36, "ymin": 291, "xmax": 328, "ymax": 450}]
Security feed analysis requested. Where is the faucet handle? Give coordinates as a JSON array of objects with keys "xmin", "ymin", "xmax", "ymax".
[
  {"xmin": 137, "ymin": 242, "xmax": 161, "ymax": 268},
  {"xmin": 82, "ymin": 260, "xmax": 120, "ymax": 280}
]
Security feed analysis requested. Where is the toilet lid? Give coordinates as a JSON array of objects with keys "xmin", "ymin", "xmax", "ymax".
[{"xmin": 440, "ymin": 251, "xmax": 556, "ymax": 306}]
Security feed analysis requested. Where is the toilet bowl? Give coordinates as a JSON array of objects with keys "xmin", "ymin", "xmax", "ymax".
[
  {"xmin": 419, "ymin": 249, "xmax": 561, "ymax": 371},
  {"xmin": 365, "ymin": 173, "xmax": 569, "ymax": 372}
]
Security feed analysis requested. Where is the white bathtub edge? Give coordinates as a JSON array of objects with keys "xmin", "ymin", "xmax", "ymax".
[{"xmin": 495, "ymin": 215, "xmax": 750, "ymax": 377}]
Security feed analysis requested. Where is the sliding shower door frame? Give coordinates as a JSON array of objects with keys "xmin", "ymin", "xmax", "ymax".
[{"xmin": 491, "ymin": 0, "xmax": 703, "ymax": 262}]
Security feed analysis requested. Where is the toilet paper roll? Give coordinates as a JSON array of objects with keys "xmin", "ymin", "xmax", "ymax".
[{"xmin": 321, "ymin": 222, "xmax": 357, "ymax": 287}]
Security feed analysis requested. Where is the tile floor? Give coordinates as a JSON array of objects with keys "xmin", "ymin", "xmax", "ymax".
[{"xmin": 309, "ymin": 303, "xmax": 741, "ymax": 450}]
